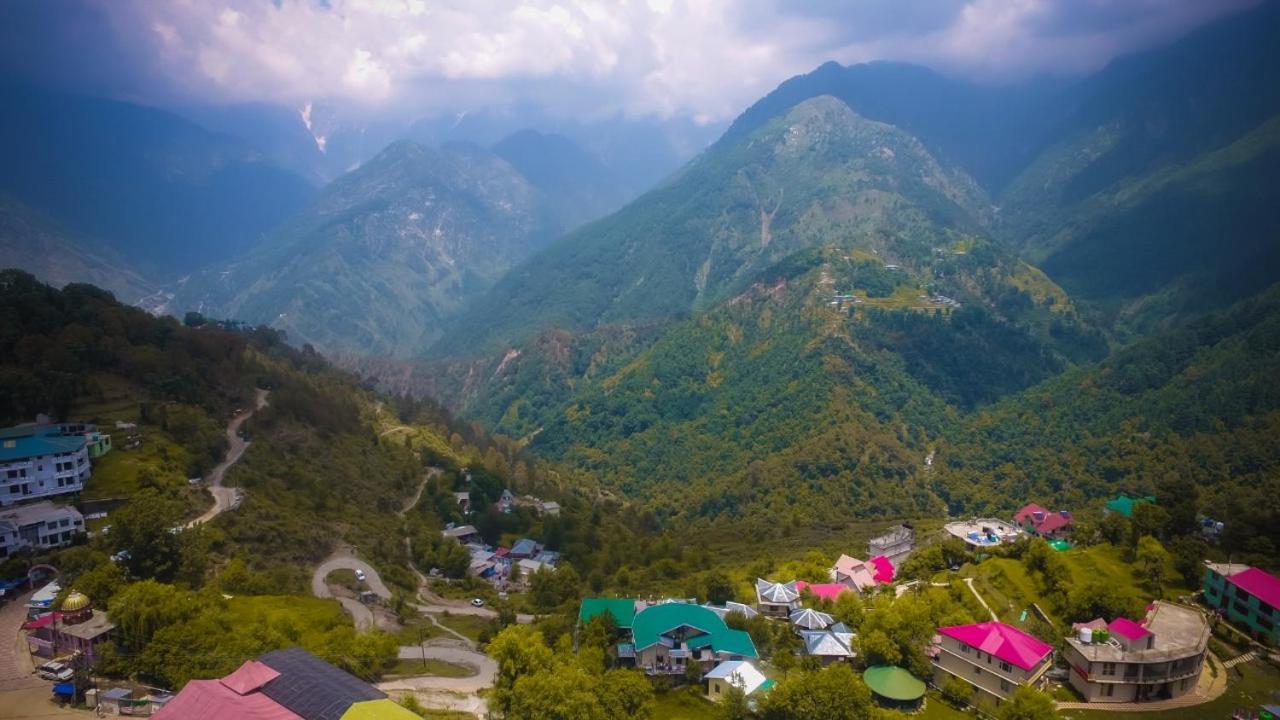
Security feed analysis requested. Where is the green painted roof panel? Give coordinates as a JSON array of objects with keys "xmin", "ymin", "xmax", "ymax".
[
  {"xmin": 863, "ymin": 665, "xmax": 926, "ymax": 701},
  {"xmin": 579, "ymin": 598, "xmax": 637, "ymax": 629}
]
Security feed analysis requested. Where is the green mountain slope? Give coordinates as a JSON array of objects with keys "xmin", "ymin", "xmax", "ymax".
[
  {"xmin": 166, "ymin": 140, "xmax": 559, "ymax": 358},
  {"xmin": 0, "ymin": 195, "xmax": 155, "ymax": 303},
  {"xmin": 430, "ymin": 96, "xmax": 991, "ymax": 357}
]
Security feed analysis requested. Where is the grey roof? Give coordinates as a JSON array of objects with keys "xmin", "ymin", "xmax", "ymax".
[
  {"xmin": 801, "ymin": 630, "xmax": 854, "ymax": 658},
  {"xmin": 789, "ymin": 608, "xmax": 834, "ymax": 630},
  {"xmin": 258, "ymin": 647, "xmax": 384, "ymax": 720},
  {"xmin": 101, "ymin": 687, "xmax": 133, "ymax": 700},
  {"xmin": 755, "ymin": 578, "xmax": 799, "ymax": 604}
]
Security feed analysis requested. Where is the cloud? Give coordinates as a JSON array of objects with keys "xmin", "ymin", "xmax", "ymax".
[{"xmin": 1, "ymin": 0, "xmax": 1262, "ymax": 122}]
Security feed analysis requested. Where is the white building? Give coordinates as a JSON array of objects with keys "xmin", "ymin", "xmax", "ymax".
[
  {"xmin": 0, "ymin": 425, "xmax": 92, "ymax": 505},
  {"xmin": 0, "ymin": 501, "xmax": 86, "ymax": 557},
  {"xmin": 1063, "ymin": 601, "xmax": 1209, "ymax": 703}
]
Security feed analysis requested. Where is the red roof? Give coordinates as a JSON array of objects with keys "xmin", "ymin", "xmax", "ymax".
[
  {"xmin": 1035, "ymin": 512, "xmax": 1073, "ymax": 533},
  {"xmin": 152, "ymin": 679, "xmax": 301, "ymax": 720},
  {"xmin": 1227, "ymin": 567, "xmax": 1280, "ymax": 610},
  {"xmin": 493, "ymin": 547, "xmax": 510, "ymax": 557},
  {"xmin": 938, "ymin": 621, "xmax": 1053, "ymax": 671},
  {"xmin": 1107, "ymin": 617, "xmax": 1153, "ymax": 641},
  {"xmin": 22, "ymin": 612, "xmax": 62, "ymax": 630},
  {"xmin": 868, "ymin": 555, "xmax": 895, "ymax": 583},
  {"xmin": 220, "ymin": 661, "xmax": 280, "ymax": 695},
  {"xmin": 1015, "ymin": 504, "xmax": 1073, "ymax": 533},
  {"xmin": 1014, "ymin": 503, "xmax": 1048, "ymax": 525},
  {"xmin": 794, "ymin": 581, "xmax": 852, "ymax": 601}
]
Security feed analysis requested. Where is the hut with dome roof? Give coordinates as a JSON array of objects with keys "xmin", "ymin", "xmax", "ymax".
[{"xmin": 23, "ymin": 589, "xmax": 116, "ymax": 664}]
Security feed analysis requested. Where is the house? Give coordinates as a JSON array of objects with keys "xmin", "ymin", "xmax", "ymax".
[
  {"xmin": 868, "ymin": 524, "xmax": 915, "ymax": 568},
  {"xmin": 830, "ymin": 555, "xmax": 879, "ymax": 592},
  {"xmin": 1104, "ymin": 495, "xmax": 1155, "ymax": 518},
  {"xmin": 1063, "ymin": 600, "xmax": 1209, "ymax": 703},
  {"xmin": 517, "ymin": 558, "xmax": 552, "ymax": 577},
  {"xmin": 510, "ymin": 538, "xmax": 540, "ymax": 559},
  {"xmin": 496, "ymin": 489, "xmax": 516, "ymax": 513},
  {"xmin": 1014, "ymin": 503, "xmax": 1074, "ymax": 539},
  {"xmin": 754, "ymin": 578, "xmax": 800, "ymax": 618},
  {"xmin": 702, "ymin": 601, "xmax": 758, "ymax": 621},
  {"xmin": 800, "ymin": 623, "xmax": 855, "ymax": 665},
  {"xmin": 24, "ymin": 590, "xmax": 115, "ymax": 664},
  {"xmin": 631, "ymin": 602, "xmax": 757, "ymax": 676},
  {"xmin": 453, "ymin": 491, "xmax": 471, "ymax": 513},
  {"xmin": 932, "ymin": 621, "xmax": 1053, "ymax": 707},
  {"xmin": 790, "ymin": 608, "xmax": 834, "ymax": 631},
  {"xmin": 943, "ymin": 519, "xmax": 1023, "ymax": 549},
  {"xmin": 1203, "ymin": 562, "xmax": 1280, "ymax": 644},
  {"xmin": 440, "ymin": 524, "xmax": 479, "ymax": 544},
  {"xmin": 705, "ymin": 660, "xmax": 773, "ymax": 701},
  {"xmin": 0, "ymin": 424, "xmax": 93, "ymax": 505},
  {"xmin": 538, "ymin": 501, "xmax": 561, "ymax": 516},
  {"xmin": 155, "ymin": 647, "xmax": 418, "ymax": 719},
  {"xmin": 0, "ymin": 501, "xmax": 85, "ymax": 557},
  {"xmin": 468, "ymin": 549, "xmax": 495, "ymax": 577}
]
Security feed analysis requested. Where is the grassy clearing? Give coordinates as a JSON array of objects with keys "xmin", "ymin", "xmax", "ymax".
[
  {"xmin": 84, "ymin": 426, "xmax": 194, "ymax": 499},
  {"xmin": 1062, "ymin": 660, "xmax": 1280, "ymax": 720},
  {"xmin": 913, "ymin": 693, "xmax": 974, "ymax": 719},
  {"xmin": 651, "ymin": 687, "xmax": 717, "ymax": 720},
  {"xmin": 391, "ymin": 616, "xmax": 451, "ymax": 646},
  {"xmin": 433, "ymin": 613, "xmax": 495, "ymax": 642},
  {"xmin": 326, "ymin": 569, "xmax": 360, "ymax": 593},
  {"xmin": 386, "ymin": 658, "xmax": 477, "ymax": 678},
  {"xmin": 224, "ymin": 594, "xmax": 351, "ymax": 628}
]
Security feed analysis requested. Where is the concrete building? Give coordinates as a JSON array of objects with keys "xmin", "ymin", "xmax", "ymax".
[
  {"xmin": 0, "ymin": 501, "xmax": 85, "ymax": 557},
  {"xmin": 1203, "ymin": 562, "xmax": 1280, "ymax": 644},
  {"xmin": 1063, "ymin": 601, "xmax": 1209, "ymax": 703},
  {"xmin": 0, "ymin": 425, "xmax": 92, "ymax": 505},
  {"xmin": 868, "ymin": 524, "xmax": 915, "ymax": 568},
  {"xmin": 944, "ymin": 519, "xmax": 1022, "ymax": 549},
  {"xmin": 931, "ymin": 621, "xmax": 1053, "ymax": 708}
]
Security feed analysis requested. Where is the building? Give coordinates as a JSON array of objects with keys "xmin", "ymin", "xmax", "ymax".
[
  {"xmin": 1063, "ymin": 600, "xmax": 1209, "ymax": 703},
  {"xmin": 944, "ymin": 519, "xmax": 1023, "ymax": 549},
  {"xmin": 0, "ymin": 424, "xmax": 92, "ymax": 505},
  {"xmin": 1104, "ymin": 495, "xmax": 1155, "ymax": 518},
  {"xmin": 631, "ymin": 602, "xmax": 757, "ymax": 675},
  {"xmin": 702, "ymin": 601, "xmax": 758, "ymax": 621},
  {"xmin": 1203, "ymin": 562, "xmax": 1280, "ymax": 644},
  {"xmin": 868, "ymin": 524, "xmax": 915, "ymax": 568},
  {"xmin": 800, "ymin": 623, "xmax": 856, "ymax": 665},
  {"xmin": 829, "ymin": 555, "xmax": 881, "ymax": 592},
  {"xmin": 932, "ymin": 621, "xmax": 1053, "ymax": 707},
  {"xmin": 155, "ymin": 647, "xmax": 418, "ymax": 720},
  {"xmin": 1014, "ymin": 504, "xmax": 1074, "ymax": 540},
  {"xmin": 794, "ymin": 580, "xmax": 854, "ymax": 602},
  {"xmin": 24, "ymin": 590, "xmax": 115, "ymax": 664},
  {"xmin": 705, "ymin": 660, "xmax": 773, "ymax": 701},
  {"xmin": 0, "ymin": 501, "xmax": 85, "ymax": 557},
  {"xmin": 509, "ymin": 538, "xmax": 540, "ymax": 559},
  {"xmin": 440, "ymin": 524, "xmax": 479, "ymax": 544},
  {"xmin": 754, "ymin": 578, "xmax": 800, "ymax": 618}
]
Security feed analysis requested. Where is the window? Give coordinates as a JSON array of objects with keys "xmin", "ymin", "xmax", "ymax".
[
  {"xmin": 714, "ymin": 684, "xmax": 720, "ymax": 694},
  {"xmin": 8, "ymin": 486, "xmax": 17, "ymax": 495},
  {"xmin": 1000, "ymin": 661, "xmax": 1013, "ymax": 673},
  {"xmin": 1101, "ymin": 684, "xmax": 1114, "ymax": 697},
  {"xmin": 960, "ymin": 643, "xmax": 971, "ymax": 654},
  {"xmin": 973, "ymin": 666, "xmax": 982, "ymax": 676},
  {"xmin": 1000, "ymin": 679, "xmax": 1011, "ymax": 693},
  {"xmin": 60, "ymin": 519, "xmax": 69, "ymax": 527},
  {"xmin": 1102, "ymin": 663, "xmax": 1116, "ymax": 676}
]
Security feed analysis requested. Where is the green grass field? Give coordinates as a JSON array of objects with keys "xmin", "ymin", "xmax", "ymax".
[
  {"xmin": 83, "ymin": 425, "xmax": 194, "ymax": 499},
  {"xmin": 225, "ymin": 594, "xmax": 351, "ymax": 628},
  {"xmin": 651, "ymin": 687, "xmax": 718, "ymax": 720},
  {"xmin": 433, "ymin": 612, "xmax": 495, "ymax": 642},
  {"xmin": 386, "ymin": 658, "xmax": 477, "ymax": 678}
]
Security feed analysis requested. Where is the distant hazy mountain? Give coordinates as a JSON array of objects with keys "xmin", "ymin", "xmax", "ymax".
[
  {"xmin": 430, "ymin": 95, "xmax": 991, "ymax": 357},
  {"xmin": 165, "ymin": 140, "xmax": 559, "ymax": 358},
  {"xmin": 0, "ymin": 86, "xmax": 317, "ymax": 277},
  {"xmin": 0, "ymin": 195, "xmax": 155, "ymax": 303},
  {"xmin": 492, "ymin": 129, "xmax": 632, "ymax": 229}
]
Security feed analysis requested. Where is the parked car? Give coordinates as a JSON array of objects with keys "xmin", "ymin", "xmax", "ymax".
[
  {"xmin": 470, "ymin": 598, "xmax": 485, "ymax": 607},
  {"xmin": 355, "ymin": 569, "xmax": 366, "ymax": 583},
  {"xmin": 37, "ymin": 661, "xmax": 67, "ymax": 680}
]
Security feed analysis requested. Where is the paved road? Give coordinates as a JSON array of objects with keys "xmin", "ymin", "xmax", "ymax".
[
  {"xmin": 311, "ymin": 550, "xmax": 392, "ymax": 631},
  {"xmin": 0, "ymin": 593, "xmax": 42, "ymax": 694},
  {"xmin": 187, "ymin": 388, "xmax": 269, "ymax": 528},
  {"xmin": 387, "ymin": 641, "xmax": 494, "ymax": 693}
]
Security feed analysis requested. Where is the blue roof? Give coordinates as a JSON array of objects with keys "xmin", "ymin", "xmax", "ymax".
[
  {"xmin": 512, "ymin": 539, "xmax": 538, "ymax": 555},
  {"xmin": 102, "ymin": 688, "xmax": 133, "ymax": 700},
  {"xmin": 0, "ymin": 426, "xmax": 86, "ymax": 462}
]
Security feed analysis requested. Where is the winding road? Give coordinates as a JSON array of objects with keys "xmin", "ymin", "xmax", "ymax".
[
  {"xmin": 186, "ymin": 388, "xmax": 269, "ymax": 528},
  {"xmin": 311, "ymin": 550, "xmax": 392, "ymax": 631}
]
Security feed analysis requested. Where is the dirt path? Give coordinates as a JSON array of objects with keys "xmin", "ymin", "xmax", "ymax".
[
  {"xmin": 186, "ymin": 388, "xmax": 269, "ymax": 528},
  {"xmin": 964, "ymin": 577, "xmax": 999, "ymax": 621}
]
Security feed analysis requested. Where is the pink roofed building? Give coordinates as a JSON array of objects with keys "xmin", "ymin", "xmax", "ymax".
[
  {"xmin": 1014, "ymin": 503, "xmax": 1074, "ymax": 539},
  {"xmin": 868, "ymin": 555, "xmax": 895, "ymax": 584},
  {"xmin": 1203, "ymin": 562, "xmax": 1279, "ymax": 644},
  {"xmin": 1063, "ymin": 600, "xmax": 1208, "ymax": 704},
  {"xmin": 829, "ymin": 555, "xmax": 879, "ymax": 593},
  {"xmin": 153, "ymin": 660, "xmax": 301, "ymax": 720},
  {"xmin": 931, "ymin": 621, "xmax": 1054, "ymax": 708},
  {"xmin": 794, "ymin": 581, "xmax": 852, "ymax": 602}
]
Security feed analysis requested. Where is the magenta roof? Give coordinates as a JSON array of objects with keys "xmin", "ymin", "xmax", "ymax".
[
  {"xmin": 1014, "ymin": 503, "xmax": 1048, "ymax": 525},
  {"xmin": 152, "ymin": 679, "xmax": 301, "ymax": 720},
  {"xmin": 221, "ymin": 661, "xmax": 280, "ymax": 695},
  {"xmin": 1107, "ymin": 617, "xmax": 1153, "ymax": 641},
  {"xmin": 1227, "ymin": 567, "xmax": 1280, "ymax": 609},
  {"xmin": 1035, "ymin": 512, "xmax": 1073, "ymax": 533},
  {"xmin": 938, "ymin": 621, "xmax": 1053, "ymax": 670},
  {"xmin": 869, "ymin": 555, "xmax": 895, "ymax": 583},
  {"xmin": 795, "ymin": 581, "xmax": 852, "ymax": 601}
]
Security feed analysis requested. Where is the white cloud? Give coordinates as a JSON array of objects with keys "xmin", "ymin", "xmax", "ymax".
[{"xmin": 99, "ymin": 0, "xmax": 1259, "ymax": 121}]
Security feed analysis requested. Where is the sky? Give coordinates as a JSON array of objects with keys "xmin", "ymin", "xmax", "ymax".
[{"xmin": 0, "ymin": 0, "xmax": 1262, "ymax": 125}]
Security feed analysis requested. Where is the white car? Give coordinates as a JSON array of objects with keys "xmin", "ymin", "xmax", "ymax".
[
  {"xmin": 355, "ymin": 569, "xmax": 367, "ymax": 583},
  {"xmin": 37, "ymin": 661, "xmax": 67, "ymax": 680},
  {"xmin": 470, "ymin": 598, "xmax": 485, "ymax": 607}
]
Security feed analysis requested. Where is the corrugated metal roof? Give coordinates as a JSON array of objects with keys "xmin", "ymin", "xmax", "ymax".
[{"xmin": 258, "ymin": 648, "xmax": 384, "ymax": 720}]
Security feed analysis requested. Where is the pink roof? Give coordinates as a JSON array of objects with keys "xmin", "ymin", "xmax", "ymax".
[
  {"xmin": 22, "ymin": 612, "xmax": 62, "ymax": 630},
  {"xmin": 938, "ymin": 621, "xmax": 1053, "ymax": 671},
  {"xmin": 869, "ymin": 555, "xmax": 895, "ymax": 583},
  {"xmin": 1014, "ymin": 503, "xmax": 1048, "ymax": 525},
  {"xmin": 831, "ymin": 554, "xmax": 878, "ymax": 590},
  {"xmin": 152, "ymin": 679, "xmax": 301, "ymax": 720},
  {"xmin": 1107, "ymin": 617, "xmax": 1153, "ymax": 641},
  {"xmin": 1227, "ymin": 567, "xmax": 1280, "ymax": 610},
  {"xmin": 493, "ymin": 547, "xmax": 510, "ymax": 557},
  {"xmin": 795, "ymin": 581, "xmax": 852, "ymax": 602},
  {"xmin": 220, "ymin": 661, "xmax": 280, "ymax": 695}
]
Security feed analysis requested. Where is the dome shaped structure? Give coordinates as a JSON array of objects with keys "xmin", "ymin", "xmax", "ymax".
[{"xmin": 61, "ymin": 591, "xmax": 90, "ymax": 612}]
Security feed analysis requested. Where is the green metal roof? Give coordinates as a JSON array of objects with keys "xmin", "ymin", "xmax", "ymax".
[
  {"xmin": 579, "ymin": 598, "xmax": 637, "ymax": 629},
  {"xmin": 0, "ymin": 426, "xmax": 86, "ymax": 462},
  {"xmin": 1105, "ymin": 495, "xmax": 1156, "ymax": 518},
  {"xmin": 863, "ymin": 665, "xmax": 926, "ymax": 701},
  {"xmin": 631, "ymin": 603, "xmax": 757, "ymax": 658}
]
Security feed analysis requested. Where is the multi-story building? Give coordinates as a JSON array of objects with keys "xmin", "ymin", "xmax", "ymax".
[
  {"xmin": 0, "ymin": 425, "xmax": 92, "ymax": 505},
  {"xmin": 868, "ymin": 524, "xmax": 915, "ymax": 568},
  {"xmin": 0, "ymin": 501, "xmax": 85, "ymax": 557},
  {"xmin": 1063, "ymin": 601, "xmax": 1209, "ymax": 703},
  {"xmin": 629, "ymin": 602, "xmax": 758, "ymax": 676},
  {"xmin": 1204, "ymin": 562, "xmax": 1280, "ymax": 644},
  {"xmin": 932, "ymin": 621, "xmax": 1054, "ymax": 708}
]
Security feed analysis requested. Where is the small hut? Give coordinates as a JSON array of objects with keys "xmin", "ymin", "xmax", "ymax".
[{"xmin": 863, "ymin": 665, "xmax": 925, "ymax": 710}]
